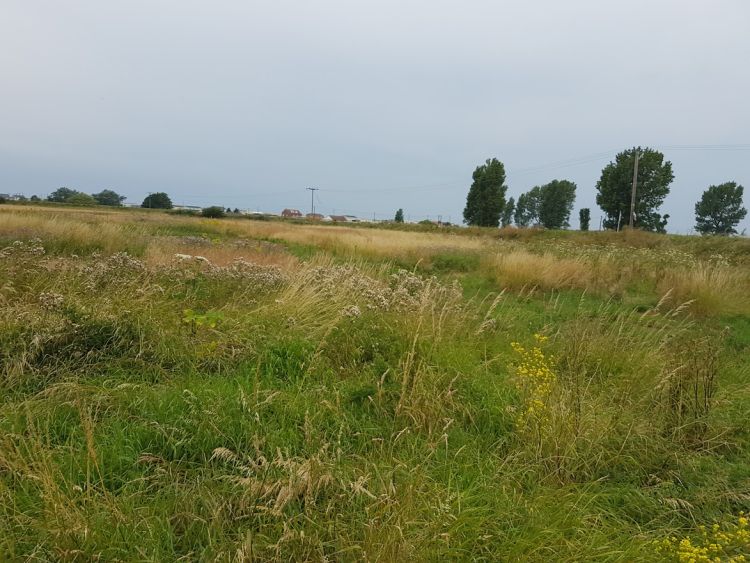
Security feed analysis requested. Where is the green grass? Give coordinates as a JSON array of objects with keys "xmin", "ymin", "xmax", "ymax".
[{"xmin": 1, "ymin": 207, "xmax": 749, "ymax": 561}]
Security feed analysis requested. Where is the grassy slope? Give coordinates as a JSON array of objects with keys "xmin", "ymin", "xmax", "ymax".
[{"xmin": 1, "ymin": 205, "xmax": 749, "ymax": 561}]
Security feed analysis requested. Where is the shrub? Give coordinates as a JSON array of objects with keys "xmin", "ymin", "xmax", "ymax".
[
  {"xmin": 201, "ymin": 206, "xmax": 226, "ymax": 218},
  {"xmin": 65, "ymin": 193, "xmax": 97, "ymax": 206},
  {"xmin": 141, "ymin": 192, "xmax": 173, "ymax": 209}
]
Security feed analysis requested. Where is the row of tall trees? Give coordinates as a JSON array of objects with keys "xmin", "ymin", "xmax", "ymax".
[
  {"xmin": 463, "ymin": 148, "xmax": 747, "ymax": 234},
  {"xmin": 44, "ymin": 188, "xmax": 178, "ymax": 210},
  {"xmin": 463, "ymin": 158, "xmax": 578, "ymax": 229}
]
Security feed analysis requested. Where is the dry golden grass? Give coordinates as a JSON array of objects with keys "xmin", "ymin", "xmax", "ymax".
[
  {"xmin": 218, "ymin": 219, "xmax": 493, "ymax": 262},
  {"xmin": 659, "ymin": 264, "xmax": 750, "ymax": 316},
  {"xmin": 482, "ymin": 250, "xmax": 599, "ymax": 292},
  {"xmin": 3, "ymin": 205, "xmax": 749, "ymax": 317},
  {"xmin": 144, "ymin": 238, "xmax": 297, "ymax": 269},
  {"xmin": 2, "ymin": 206, "xmax": 494, "ymax": 263},
  {"xmin": 0, "ymin": 207, "xmax": 148, "ymax": 253}
]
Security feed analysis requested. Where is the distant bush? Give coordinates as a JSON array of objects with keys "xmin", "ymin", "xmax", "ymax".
[
  {"xmin": 142, "ymin": 192, "xmax": 173, "ymax": 209},
  {"xmin": 66, "ymin": 193, "xmax": 97, "ymax": 206},
  {"xmin": 47, "ymin": 187, "xmax": 80, "ymax": 203},
  {"xmin": 201, "ymin": 206, "xmax": 226, "ymax": 218},
  {"xmin": 92, "ymin": 189, "xmax": 126, "ymax": 206}
]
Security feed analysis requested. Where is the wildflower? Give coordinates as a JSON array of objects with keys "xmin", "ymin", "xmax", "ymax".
[
  {"xmin": 510, "ymin": 338, "xmax": 556, "ymax": 429},
  {"xmin": 656, "ymin": 513, "xmax": 750, "ymax": 562},
  {"xmin": 340, "ymin": 305, "xmax": 362, "ymax": 318},
  {"xmin": 38, "ymin": 292, "xmax": 64, "ymax": 311}
]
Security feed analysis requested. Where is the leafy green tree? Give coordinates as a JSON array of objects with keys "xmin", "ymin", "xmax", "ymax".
[
  {"xmin": 141, "ymin": 192, "xmax": 173, "ymax": 209},
  {"xmin": 394, "ymin": 208, "xmax": 405, "ymax": 223},
  {"xmin": 0, "ymin": 195, "xmax": 7, "ymax": 204},
  {"xmin": 579, "ymin": 208, "xmax": 591, "ymax": 231},
  {"xmin": 537, "ymin": 180, "xmax": 576, "ymax": 229},
  {"xmin": 92, "ymin": 189, "xmax": 126, "ymax": 206},
  {"xmin": 463, "ymin": 158, "xmax": 508, "ymax": 227},
  {"xmin": 596, "ymin": 147, "xmax": 673, "ymax": 232},
  {"xmin": 694, "ymin": 182, "xmax": 747, "ymax": 235},
  {"xmin": 501, "ymin": 197, "xmax": 515, "ymax": 227},
  {"xmin": 514, "ymin": 186, "xmax": 542, "ymax": 227},
  {"xmin": 47, "ymin": 187, "xmax": 80, "ymax": 203},
  {"xmin": 202, "ymin": 206, "xmax": 226, "ymax": 218},
  {"xmin": 30, "ymin": 195, "xmax": 41, "ymax": 202},
  {"xmin": 66, "ymin": 193, "xmax": 97, "ymax": 206}
]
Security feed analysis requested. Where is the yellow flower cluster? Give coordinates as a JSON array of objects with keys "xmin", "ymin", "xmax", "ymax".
[
  {"xmin": 656, "ymin": 513, "xmax": 749, "ymax": 562},
  {"xmin": 510, "ymin": 334, "xmax": 555, "ymax": 429}
]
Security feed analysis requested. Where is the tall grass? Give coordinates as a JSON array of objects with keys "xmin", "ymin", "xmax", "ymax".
[{"xmin": 1, "ymin": 205, "xmax": 749, "ymax": 560}]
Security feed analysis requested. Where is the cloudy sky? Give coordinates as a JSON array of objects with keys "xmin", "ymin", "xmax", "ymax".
[{"xmin": 2, "ymin": 0, "xmax": 749, "ymax": 232}]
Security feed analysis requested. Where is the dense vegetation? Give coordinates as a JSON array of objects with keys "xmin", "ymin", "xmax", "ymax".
[
  {"xmin": 1, "ymin": 206, "xmax": 749, "ymax": 561},
  {"xmin": 596, "ymin": 147, "xmax": 674, "ymax": 232},
  {"xmin": 695, "ymin": 182, "xmax": 748, "ymax": 235}
]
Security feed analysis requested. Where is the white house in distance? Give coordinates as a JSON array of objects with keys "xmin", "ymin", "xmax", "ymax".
[{"xmin": 326, "ymin": 215, "xmax": 361, "ymax": 223}]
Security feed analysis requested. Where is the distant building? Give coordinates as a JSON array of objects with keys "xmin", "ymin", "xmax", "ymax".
[
  {"xmin": 305, "ymin": 213, "xmax": 324, "ymax": 220},
  {"xmin": 282, "ymin": 208, "xmax": 303, "ymax": 218},
  {"xmin": 329, "ymin": 215, "xmax": 348, "ymax": 222}
]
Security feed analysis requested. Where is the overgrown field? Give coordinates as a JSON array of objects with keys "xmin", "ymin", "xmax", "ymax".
[{"xmin": 1, "ymin": 206, "xmax": 749, "ymax": 561}]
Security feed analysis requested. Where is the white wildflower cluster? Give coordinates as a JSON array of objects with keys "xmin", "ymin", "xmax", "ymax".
[
  {"xmin": 38, "ymin": 292, "xmax": 64, "ymax": 311},
  {"xmin": 308, "ymin": 266, "xmax": 463, "ymax": 313},
  {"xmin": 541, "ymin": 242, "xmax": 699, "ymax": 269},
  {"xmin": 79, "ymin": 252, "xmax": 147, "ymax": 289},
  {"xmin": 210, "ymin": 259, "xmax": 288, "ymax": 287},
  {"xmin": 706, "ymin": 253, "xmax": 731, "ymax": 267},
  {"xmin": 340, "ymin": 304, "xmax": 361, "ymax": 318},
  {"xmin": 0, "ymin": 238, "xmax": 46, "ymax": 259},
  {"xmin": 164, "ymin": 256, "xmax": 288, "ymax": 288}
]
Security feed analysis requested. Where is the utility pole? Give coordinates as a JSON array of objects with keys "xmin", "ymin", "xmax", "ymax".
[
  {"xmin": 306, "ymin": 187, "xmax": 319, "ymax": 216},
  {"xmin": 629, "ymin": 149, "xmax": 640, "ymax": 228}
]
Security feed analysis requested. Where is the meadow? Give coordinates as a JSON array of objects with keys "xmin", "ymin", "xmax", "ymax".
[{"xmin": 1, "ymin": 205, "xmax": 749, "ymax": 561}]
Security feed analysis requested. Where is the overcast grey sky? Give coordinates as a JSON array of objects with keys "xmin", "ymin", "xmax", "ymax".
[{"xmin": 2, "ymin": 0, "xmax": 749, "ymax": 232}]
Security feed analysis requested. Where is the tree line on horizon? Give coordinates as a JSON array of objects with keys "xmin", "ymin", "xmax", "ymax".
[
  {"xmin": 2, "ymin": 147, "xmax": 746, "ymax": 235},
  {"xmin": 461, "ymin": 147, "xmax": 748, "ymax": 235},
  {"xmin": 44, "ymin": 189, "xmax": 242, "ymax": 218}
]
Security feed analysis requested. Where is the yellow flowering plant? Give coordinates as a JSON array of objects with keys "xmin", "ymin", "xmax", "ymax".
[
  {"xmin": 510, "ymin": 333, "xmax": 556, "ymax": 431},
  {"xmin": 656, "ymin": 513, "xmax": 749, "ymax": 562}
]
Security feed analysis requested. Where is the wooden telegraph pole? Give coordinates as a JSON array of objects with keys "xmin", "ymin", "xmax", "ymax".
[
  {"xmin": 306, "ymin": 187, "xmax": 319, "ymax": 216},
  {"xmin": 629, "ymin": 149, "xmax": 640, "ymax": 228}
]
